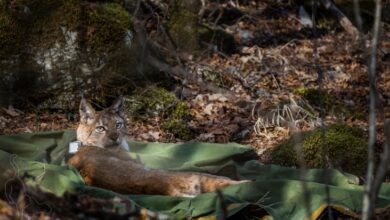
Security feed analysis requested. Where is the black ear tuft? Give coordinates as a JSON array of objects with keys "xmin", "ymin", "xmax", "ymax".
[
  {"xmin": 110, "ymin": 96, "xmax": 124, "ymax": 114},
  {"xmin": 79, "ymin": 98, "xmax": 96, "ymax": 124}
]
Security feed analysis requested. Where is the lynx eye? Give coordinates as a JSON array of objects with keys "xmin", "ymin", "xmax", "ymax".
[
  {"xmin": 95, "ymin": 126, "xmax": 105, "ymax": 132},
  {"xmin": 116, "ymin": 122, "xmax": 123, "ymax": 129}
]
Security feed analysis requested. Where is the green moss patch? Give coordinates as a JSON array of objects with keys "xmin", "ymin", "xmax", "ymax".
[
  {"xmin": 125, "ymin": 87, "xmax": 194, "ymax": 140},
  {"xmin": 294, "ymin": 87, "xmax": 334, "ymax": 110},
  {"xmin": 270, "ymin": 124, "xmax": 368, "ymax": 176},
  {"xmin": 86, "ymin": 3, "xmax": 131, "ymax": 52},
  {"xmin": 294, "ymin": 87, "xmax": 365, "ymax": 120},
  {"xmin": 161, "ymin": 119, "xmax": 193, "ymax": 140},
  {"xmin": 126, "ymin": 87, "xmax": 179, "ymax": 116}
]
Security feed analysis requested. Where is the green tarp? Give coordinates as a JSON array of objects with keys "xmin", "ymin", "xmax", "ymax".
[{"xmin": 0, "ymin": 130, "xmax": 389, "ymax": 219}]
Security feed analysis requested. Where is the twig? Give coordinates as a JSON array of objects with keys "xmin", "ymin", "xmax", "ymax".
[
  {"xmin": 216, "ymin": 190, "xmax": 228, "ymax": 220},
  {"xmin": 352, "ymin": 0, "xmax": 383, "ymax": 219},
  {"xmin": 132, "ymin": 0, "xmax": 142, "ymax": 17},
  {"xmin": 311, "ymin": 1, "xmax": 334, "ymax": 219}
]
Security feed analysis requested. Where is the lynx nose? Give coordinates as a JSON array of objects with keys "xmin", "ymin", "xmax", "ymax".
[{"xmin": 110, "ymin": 133, "xmax": 119, "ymax": 142}]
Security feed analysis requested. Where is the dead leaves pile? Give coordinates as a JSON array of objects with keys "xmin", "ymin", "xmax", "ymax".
[
  {"xmin": 0, "ymin": 108, "xmax": 76, "ymax": 135},
  {"xmin": 189, "ymin": 93, "xmax": 250, "ymax": 143}
]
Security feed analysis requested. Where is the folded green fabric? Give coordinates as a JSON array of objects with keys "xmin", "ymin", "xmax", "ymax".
[{"xmin": 0, "ymin": 130, "xmax": 389, "ymax": 219}]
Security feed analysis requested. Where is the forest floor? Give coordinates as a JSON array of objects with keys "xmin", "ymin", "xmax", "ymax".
[
  {"xmin": 0, "ymin": 1, "xmax": 390, "ymax": 219},
  {"xmin": 1, "ymin": 1, "xmax": 389, "ymax": 160}
]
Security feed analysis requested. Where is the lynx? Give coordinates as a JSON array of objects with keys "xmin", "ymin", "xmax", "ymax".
[
  {"xmin": 69, "ymin": 97, "xmax": 247, "ymax": 197},
  {"xmin": 76, "ymin": 97, "xmax": 130, "ymax": 151}
]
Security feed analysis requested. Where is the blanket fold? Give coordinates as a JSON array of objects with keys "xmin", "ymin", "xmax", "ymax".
[{"xmin": 0, "ymin": 130, "xmax": 389, "ymax": 219}]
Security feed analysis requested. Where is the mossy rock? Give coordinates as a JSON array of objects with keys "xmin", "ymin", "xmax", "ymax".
[
  {"xmin": 0, "ymin": 0, "xmax": 131, "ymax": 54},
  {"xmin": 15, "ymin": 1, "xmax": 131, "ymax": 52},
  {"xmin": 28, "ymin": 1, "xmax": 81, "ymax": 50},
  {"xmin": 0, "ymin": 0, "xmax": 81, "ymax": 52},
  {"xmin": 85, "ymin": 3, "xmax": 131, "ymax": 52},
  {"xmin": 270, "ymin": 124, "xmax": 368, "ymax": 176},
  {"xmin": 125, "ymin": 87, "xmax": 194, "ymax": 140},
  {"xmin": 0, "ymin": 0, "xmax": 169, "ymax": 109}
]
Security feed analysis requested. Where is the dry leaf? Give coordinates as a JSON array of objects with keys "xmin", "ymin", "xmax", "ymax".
[{"xmin": 204, "ymin": 104, "xmax": 214, "ymax": 115}]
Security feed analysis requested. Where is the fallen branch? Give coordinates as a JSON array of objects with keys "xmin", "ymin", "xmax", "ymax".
[{"xmin": 320, "ymin": 0, "xmax": 359, "ymax": 37}]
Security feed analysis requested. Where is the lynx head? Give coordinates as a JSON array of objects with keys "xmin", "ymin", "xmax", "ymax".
[{"xmin": 77, "ymin": 96, "xmax": 129, "ymax": 151}]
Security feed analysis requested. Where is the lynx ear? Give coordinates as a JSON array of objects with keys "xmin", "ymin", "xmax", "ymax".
[
  {"xmin": 79, "ymin": 98, "xmax": 96, "ymax": 124},
  {"xmin": 110, "ymin": 96, "xmax": 124, "ymax": 115}
]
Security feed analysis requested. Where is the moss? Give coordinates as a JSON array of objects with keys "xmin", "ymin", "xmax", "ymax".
[
  {"xmin": 0, "ymin": 0, "xmax": 132, "ymax": 53},
  {"xmin": 294, "ymin": 87, "xmax": 366, "ymax": 120},
  {"xmin": 0, "ymin": 11, "xmax": 23, "ymax": 58},
  {"xmin": 0, "ymin": 0, "xmax": 139, "ymax": 108},
  {"xmin": 317, "ymin": 17, "xmax": 339, "ymax": 30},
  {"xmin": 270, "ymin": 124, "xmax": 368, "ymax": 176},
  {"xmin": 126, "ymin": 87, "xmax": 177, "ymax": 115},
  {"xmin": 162, "ymin": 119, "xmax": 194, "ymax": 140},
  {"xmin": 199, "ymin": 67, "xmax": 225, "ymax": 87},
  {"xmin": 26, "ymin": 1, "xmax": 81, "ymax": 50},
  {"xmin": 125, "ymin": 87, "xmax": 193, "ymax": 140},
  {"xmin": 350, "ymin": 111, "xmax": 366, "ymax": 121},
  {"xmin": 85, "ymin": 3, "xmax": 131, "ymax": 52},
  {"xmin": 9, "ymin": 1, "xmax": 131, "ymax": 52},
  {"xmin": 294, "ymin": 87, "xmax": 334, "ymax": 111},
  {"xmin": 171, "ymin": 102, "xmax": 190, "ymax": 120},
  {"xmin": 169, "ymin": 6, "xmax": 236, "ymax": 53},
  {"xmin": 168, "ymin": 0, "xmax": 200, "ymax": 51}
]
